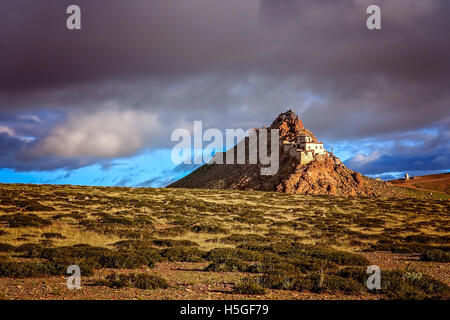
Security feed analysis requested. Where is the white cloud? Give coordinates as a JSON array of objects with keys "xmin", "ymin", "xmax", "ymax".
[
  {"xmin": 19, "ymin": 114, "xmax": 43, "ymax": 123},
  {"xmin": 39, "ymin": 107, "xmax": 162, "ymax": 158},
  {"xmin": 0, "ymin": 125, "xmax": 15, "ymax": 136},
  {"xmin": 350, "ymin": 150, "xmax": 382, "ymax": 165}
]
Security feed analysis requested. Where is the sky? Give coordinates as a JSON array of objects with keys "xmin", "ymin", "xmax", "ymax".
[{"xmin": 0, "ymin": 0, "xmax": 449, "ymax": 187}]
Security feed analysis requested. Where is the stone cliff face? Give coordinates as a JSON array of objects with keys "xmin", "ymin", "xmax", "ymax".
[
  {"xmin": 169, "ymin": 110, "xmax": 411, "ymax": 197},
  {"xmin": 277, "ymin": 155, "xmax": 372, "ymax": 196},
  {"xmin": 270, "ymin": 110, "xmax": 318, "ymax": 143}
]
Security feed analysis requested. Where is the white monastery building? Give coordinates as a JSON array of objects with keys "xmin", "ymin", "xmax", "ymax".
[{"xmin": 283, "ymin": 134, "xmax": 327, "ymax": 165}]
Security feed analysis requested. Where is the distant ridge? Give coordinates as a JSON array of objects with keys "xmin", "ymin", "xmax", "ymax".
[{"xmin": 390, "ymin": 172, "xmax": 450, "ymax": 195}]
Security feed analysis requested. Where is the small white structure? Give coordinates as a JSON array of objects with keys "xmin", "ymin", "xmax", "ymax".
[
  {"xmin": 405, "ymin": 173, "xmax": 410, "ymax": 180},
  {"xmin": 284, "ymin": 134, "xmax": 327, "ymax": 165}
]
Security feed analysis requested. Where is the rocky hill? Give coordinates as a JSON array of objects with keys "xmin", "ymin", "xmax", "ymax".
[{"xmin": 170, "ymin": 110, "xmax": 425, "ymax": 198}]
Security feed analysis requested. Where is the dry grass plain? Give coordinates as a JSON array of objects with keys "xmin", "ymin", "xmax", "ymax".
[{"xmin": 0, "ymin": 183, "xmax": 448, "ymax": 300}]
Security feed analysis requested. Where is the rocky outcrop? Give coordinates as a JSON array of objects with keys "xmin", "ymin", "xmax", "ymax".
[
  {"xmin": 270, "ymin": 109, "xmax": 318, "ymax": 142},
  {"xmin": 169, "ymin": 110, "xmax": 413, "ymax": 198},
  {"xmin": 276, "ymin": 156, "xmax": 374, "ymax": 196}
]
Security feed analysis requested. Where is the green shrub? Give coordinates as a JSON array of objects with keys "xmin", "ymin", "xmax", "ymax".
[
  {"xmin": 381, "ymin": 270, "xmax": 449, "ymax": 299},
  {"xmin": 259, "ymin": 271, "xmax": 298, "ymax": 290},
  {"xmin": 52, "ymin": 211, "xmax": 86, "ymax": 220},
  {"xmin": 404, "ymin": 273, "xmax": 449, "ymax": 298},
  {"xmin": 296, "ymin": 245, "xmax": 369, "ymax": 266},
  {"xmin": 0, "ymin": 257, "xmax": 64, "ymax": 277},
  {"xmin": 41, "ymin": 232, "xmax": 66, "ymax": 239},
  {"xmin": 97, "ymin": 213, "xmax": 133, "ymax": 225},
  {"xmin": 296, "ymin": 272, "xmax": 363, "ymax": 295},
  {"xmin": 245, "ymin": 262, "xmax": 265, "ymax": 273},
  {"xmin": 287, "ymin": 256, "xmax": 337, "ymax": 273},
  {"xmin": 352, "ymin": 217, "xmax": 385, "ymax": 228},
  {"xmin": 0, "ymin": 258, "xmax": 42, "ymax": 277},
  {"xmin": 405, "ymin": 234, "xmax": 449, "ymax": 244},
  {"xmin": 0, "ymin": 213, "xmax": 52, "ymax": 228},
  {"xmin": 39, "ymin": 244, "xmax": 109, "ymax": 260},
  {"xmin": 204, "ymin": 259, "xmax": 249, "ymax": 272},
  {"xmin": 369, "ymin": 239, "xmax": 450, "ymax": 254},
  {"xmin": 205, "ymin": 248, "xmax": 263, "ymax": 262},
  {"xmin": 233, "ymin": 278, "xmax": 266, "ymax": 295},
  {"xmin": 320, "ymin": 274, "xmax": 363, "ymax": 294},
  {"xmin": 211, "ymin": 234, "xmax": 267, "ymax": 245},
  {"xmin": 149, "ymin": 239, "xmax": 198, "ymax": 247},
  {"xmin": 40, "ymin": 239, "xmax": 54, "ymax": 246},
  {"xmin": 293, "ymin": 275, "xmax": 316, "ymax": 292},
  {"xmin": 338, "ymin": 266, "xmax": 450, "ymax": 299},
  {"xmin": 263, "ymin": 258, "xmax": 301, "ymax": 273},
  {"xmin": 421, "ymin": 250, "xmax": 450, "ymax": 263},
  {"xmin": 237, "ymin": 242, "xmax": 369, "ymax": 267},
  {"xmin": 98, "ymin": 251, "xmax": 155, "ymax": 269},
  {"xmin": 112, "ymin": 240, "xmax": 153, "ymax": 250},
  {"xmin": 337, "ymin": 266, "xmax": 367, "ymax": 283},
  {"xmin": 94, "ymin": 273, "xmax": 169, "ymax": 289},
  {"xmin": 133, "ymin": 215, "xmax": 155, "ymax": 226},
  {"xmin": 0, "ymin": 242, "xmax": 16, "ymax": 252},
  {"xmin": 44, "ymin": 258, "xmax": 96, "ymax": 276},
  {"xmin": 132, "ymin": 273, "xmax": 168, "ymax": 289},
  {"xmin": 23, "ymin": 244, "xmax": 156, "ymax": 270},
  {"xmin": 160, "ymin": 247, "xmax": 206, "ymax": 262},
  {"xmin": 153, "ymin": 227, "xmax": 187, "ymax": 237},
  {"xmin": 111, "ymin": 241, "xmax": 163, "ymax": 262},
  {"xmin": 0, "ymin": 199, "xmax": 55, "ymax": 212},
  {"xmin": 190, "ymin": 224, "xmax": 228, "ymax": 234},
  {"xmin": 15, "ymin": 243, "xmax": 46, "ymax": 257}
]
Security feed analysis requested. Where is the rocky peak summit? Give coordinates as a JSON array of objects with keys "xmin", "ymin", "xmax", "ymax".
[
  {"xmin": 270, "ymin": 109, "xmax": 318, "ymax": 142},
  {"xmin": 271, "ymin": 109, "xmax": 303, "ymax": 129}
]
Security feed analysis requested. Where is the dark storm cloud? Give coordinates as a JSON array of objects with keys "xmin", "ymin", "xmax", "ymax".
[
  {"xmin": 345, "ymin": 150, "xmax": 449, "ymax": 176},
  {"xmin": 0, "ymin": 0, "xmax": 449, "ymax": 172},
  {"xmin": 347, "ymin": 152, "xmax": 449, "ymax": 176},
  {"xmin": 0, "ymin": 0, "xmax": 264, "ymax": 91},
  {"xmin": 345, "ymin": 124, "xmax": 450, "ymax": 175},
  {"xmin": 3, "ymin": 0, "xmax": 449, "ymax": 90}
]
